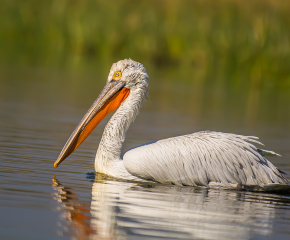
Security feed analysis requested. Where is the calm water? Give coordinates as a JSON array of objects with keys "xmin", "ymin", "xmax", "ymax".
[{"xmin": 1, "ymin": 67, "xmax": 290, "ymax": 240}]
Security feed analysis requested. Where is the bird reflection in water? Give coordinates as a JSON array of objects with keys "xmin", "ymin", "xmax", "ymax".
[
  {"xmin": 52, "ymin": 175, "xmax": 290, "ymax": 240},
  {"xmin": 52, "ymin": 177, "xmax": 94, "ymax": 239}
]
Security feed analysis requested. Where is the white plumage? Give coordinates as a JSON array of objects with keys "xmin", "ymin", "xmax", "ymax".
[
  {"xmin": 55, "ymin": 59, "xmax": 289, "ymax": 191},
  {"xmin": 124, "ymin": 132, "xmax": 288, "ymax": 190}
]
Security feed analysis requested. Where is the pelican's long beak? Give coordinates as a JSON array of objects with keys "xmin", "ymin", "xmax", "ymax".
[{"xmin": 54, "ymin": 80, "xmax": 130, "ymax": 168}]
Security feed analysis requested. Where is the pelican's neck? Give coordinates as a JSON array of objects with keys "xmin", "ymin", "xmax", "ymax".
[{"xmin": 95, "ymin": 85, "xmax": 147, "ymax": 179}]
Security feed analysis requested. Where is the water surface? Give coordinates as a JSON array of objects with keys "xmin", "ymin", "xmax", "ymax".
[{"xmin": 0, "ymin": 67, "xmax": 290, "ymax": 239}]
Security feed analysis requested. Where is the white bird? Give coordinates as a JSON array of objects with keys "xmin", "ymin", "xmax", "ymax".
[{"xmin": 54, "ymin": 59, "xmax": 289, "ymax": 191}]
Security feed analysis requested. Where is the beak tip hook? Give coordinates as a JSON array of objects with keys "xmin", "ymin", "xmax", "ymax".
[{"xmin": 54, "ymin": 162, "xmax": 59, "ymax": 168}]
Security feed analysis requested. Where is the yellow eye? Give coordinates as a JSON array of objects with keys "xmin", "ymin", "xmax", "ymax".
[{"xmin": 112, "ymin": 71, "xmax": 122, "ymax": 81}]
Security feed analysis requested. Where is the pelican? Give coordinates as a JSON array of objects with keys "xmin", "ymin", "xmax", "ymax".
[{"xmin": 54, "ymin": 59, "xmax": 289, "ymax": 191}]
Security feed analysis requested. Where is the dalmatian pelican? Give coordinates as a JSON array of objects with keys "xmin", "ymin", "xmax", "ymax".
[{"xmin": 54, "ymin": 59, "xmax": 289, "ymax": 191}]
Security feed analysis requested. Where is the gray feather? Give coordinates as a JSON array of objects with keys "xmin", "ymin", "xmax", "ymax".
[{"xmin": 124, "ymin": 131, "xmax": 289, "ymax": 188}]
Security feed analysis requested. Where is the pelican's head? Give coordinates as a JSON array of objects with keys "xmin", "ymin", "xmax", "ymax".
[
  {"xmin": 54, "ymin": 59, "xmax": 149, "ymax": 168},
  {"xmin": 108, "ymin": 59, "xmax": 149, "ymax": 90}
]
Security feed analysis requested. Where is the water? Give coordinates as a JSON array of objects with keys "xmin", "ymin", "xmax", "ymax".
[{"xmin": 1, "ymin": 66, "xmax": 290, "ymax": 240}]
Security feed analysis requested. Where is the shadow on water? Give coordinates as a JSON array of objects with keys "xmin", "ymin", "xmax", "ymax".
[{"xmin": 52, "ymin": 174, "xmax": 290, "ymax": 240}]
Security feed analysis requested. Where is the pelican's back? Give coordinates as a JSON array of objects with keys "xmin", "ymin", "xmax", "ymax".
[{"xmin": 123, "ymin": 131, "xmax": 289, "ymax": 190}]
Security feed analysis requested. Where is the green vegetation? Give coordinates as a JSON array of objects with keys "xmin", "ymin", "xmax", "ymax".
[
  {"xmin": 0, "ymin": 0, "xmax": 289, "ymax": 124},
  {"xmin": 1, "ymin": 0, "xmax": 290, "ymax": 79}
]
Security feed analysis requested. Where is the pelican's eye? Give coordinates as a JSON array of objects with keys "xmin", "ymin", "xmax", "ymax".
[{"xmin": 112, "ymin": 71, "xmax": 122, "ymax": 81}]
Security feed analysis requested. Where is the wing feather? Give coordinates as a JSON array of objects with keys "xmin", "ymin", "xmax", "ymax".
[{"xmin": 123, "ymin": 131, "xmax": 289, "ymax": 188}]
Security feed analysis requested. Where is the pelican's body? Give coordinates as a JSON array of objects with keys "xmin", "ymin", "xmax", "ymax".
[{"xmin": 55, "ymin": 59, "xmax": 289, "ymax": 191}]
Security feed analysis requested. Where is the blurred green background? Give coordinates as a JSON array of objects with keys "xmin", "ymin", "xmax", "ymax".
[{"xmin": 0, "ymin": 0, "xmax": 290, "ymax": 126}]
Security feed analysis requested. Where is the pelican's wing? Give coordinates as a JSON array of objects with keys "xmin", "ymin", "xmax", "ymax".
[{"xmin": 123, "ymin": 131, "xmax": 289, "ymax": 189}]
